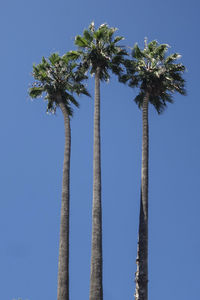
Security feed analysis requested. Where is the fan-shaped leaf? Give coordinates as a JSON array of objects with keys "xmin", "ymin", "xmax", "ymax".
[
  {"xmin": 29, "ymin": 86, "xmax": 44, "ymax": 98},
  {"xmin": 132, "ymin": 44, "xmax": 144, "ymax": 59},
  {"xmin": 75, "ymin": 36, "xmax": 89, "ymax": 48},
  {"xmin": 49, "ymin": 53, "xmax": 60, "ymax": 65},
  {"xmin": 63, "ymin": 51, "xmax": 81, "ymax": 62},
  {"xmin": 147, "ymin": 40, "xmax": 158, "ymax": 52},
  {"xmin": 165, "ymin": 53, "xmax": 181, "ymax": 64},
  {"xmin": 153, "ymin": 44, "xmax": 169, "ymax": 60},
  {"xmin": 114, "ymin": 36, "xmax": 124, "ymax": 44},
  {"xmin": 83, "ymin": 29, "xmax": 93, "ymax": 43}
]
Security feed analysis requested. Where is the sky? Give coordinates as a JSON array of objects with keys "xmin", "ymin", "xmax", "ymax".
[{"xmin": 0, "ymin": 0, "xmax": 200, "ymax": 299}]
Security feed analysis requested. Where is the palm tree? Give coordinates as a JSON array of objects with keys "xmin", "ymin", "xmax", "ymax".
[
  {"xmin": 69, "ymin": 22, "xmax": 127, "ymax": 300},
  {"xmin": 120, "ymin": 39, "xmax": 186, "ymax": 300},
  {"xmin": 29, "ymin": 53, "xmax": 89, "ymax": 300}
]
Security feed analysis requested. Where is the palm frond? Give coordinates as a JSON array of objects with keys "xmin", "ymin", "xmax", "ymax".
[
  {"xmin": 63, "ymin": 51, "xmax": 81, "ymax": 62},
  {"xmin": 75, "ymin": 35, "xmax": 89, "ymax": 48},
  {"xmin": 165, "ymin": 53, "xmax": 181, "ymax": 64},
  {"xmin": 65, "ymin": 102, "xmax": 73, "ymax": 116},
  {"xmin": 132, "ymin": 44, "xmax": 145, "ymax": 59},
  {"xmin": 64, "ymin": 92, "xmax": 79, "ymax": 108},
  {"xmin": 29, "ymin": 86, "xmax": 44, "ymax": 98},
  {"xmin": 49, "ymin": 53, "xmax": 60, "ymax": 65},
  {"xmin": 152, "ymin": 44, "xmax": 169, "ymax": 60},
  {"xmin": 113, "ymin": 36, "xmax": 124, "ymax": 44},
  {"xmin": 83, "ymin": 29, "xmax": 93, "ymax": 43},
  {"xmin": 147, "ymin": 40, "xmax": 158, "ymax": 52},
  {"xmin": 134, "ymin": 92, "xmax": 145, "ymax": 109}
]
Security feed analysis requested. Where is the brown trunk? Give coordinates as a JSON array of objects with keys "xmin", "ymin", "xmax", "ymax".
[
  {"xmin": 89, "ymin": 67, "xmax": 103, "ymax": 300},
  {"xmin": 57, "ymin": 99, "xmax": 71, "ymax": 300},
  {"xmin": 135, "ymin": 92, "xmax": 149, "ymax": 300}
]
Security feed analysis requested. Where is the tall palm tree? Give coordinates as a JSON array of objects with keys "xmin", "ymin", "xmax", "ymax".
[
  {"xmin": 120, "ymin": 39, "xmax": 186, "ymax": 300},
  {"xmin": 29, "ymin": 53, "xmax": 89, "ymax": 300},
  {"xmin": 68, "ymin": 22, "xmax": 127, "ymax": 300}
]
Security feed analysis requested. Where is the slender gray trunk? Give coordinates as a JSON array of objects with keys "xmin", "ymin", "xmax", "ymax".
[
  {"xmin": 57, "ymin": 99, "xmax": 71, "ymax": 300},
  {"xmin": 89, "ymin": 67, "xmax": 103, "ymax": 300},
  {"xmin": 135, "ymin": 92, "xmax": 149, "ymax": 300}
]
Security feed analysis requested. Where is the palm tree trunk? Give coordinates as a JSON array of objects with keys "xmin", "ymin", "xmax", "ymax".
[
  {"xmin": 57, "ymin": 100, "xmax": 71, "ymax": 300},
  {"xmin": 89, "ymin": 67, "xmax": 103, "ymax": 300},
  {"xmin": 135, "ymin": 92, "xmax": 149, "ymax": 300}
]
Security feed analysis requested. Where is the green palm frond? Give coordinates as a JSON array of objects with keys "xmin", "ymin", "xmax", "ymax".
[
  {"xmin": 64, "ymin": 92, "xmax": 79, "ymax": 108},
  {"xmin": 63, "ymin": 51, "xmax": 82, "ymax": 62},
  {"xmin": 65, "ymin": 102, "xmax": 74, "ymax": 116},
  {"xmin": 153, "ymin": 44, "xmax": 169, "ymax": 60},
  {"xmin": 146, "ymin": 40, "xmax": 157, "ymax": 51},
  {"xmin": 132, "ymin": 44, "xmax": 144, "ymax": 60},
  {"xmin": 29, "ymin": 86, "xmax": 44, "ymax": 98},
  {"xmin": 75, "ymin": 35, "xmax": 89, "ymax": 48},
  {"xmin": 77, "ymin": 84, "xmax": 91, "ymax": 97},
  {"xmin": 83, "ymin": 29, "xmax": 93, "ymax": 43},
  {"xmin": 46, "ymin": 98, "xmax": 58, "ymax": 114},
  {"xmin": 165, "ymin": 53, "xmax": 181, "ymax": 64},
  {"xmin": 114, "ymin": 36, "xmax": 124, "ymax": 44},
  {"xmin": 49, "ymin": 53, "xmax": 60, "ymax": 65},
  {"xmin": 134, "ymin": 92, "xmax": 145, "ymax": 109}
]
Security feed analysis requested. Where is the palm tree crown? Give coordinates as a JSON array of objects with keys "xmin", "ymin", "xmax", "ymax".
[
  {"xmin": 29, "ymin": 52, "xmax": 89, "ymax": 112},
  {"xmin": 67, "ymin": 22, "xmax": 127, "ymax": 80},
  {"xmin": 120, "ymin": 39, "xmax": 186, "ymax": 112}
]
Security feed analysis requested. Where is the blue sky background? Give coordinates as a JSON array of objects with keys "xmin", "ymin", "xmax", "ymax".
[{"xmin": 0, "ymin": 0, "xmax": 199, "ymax": 299}]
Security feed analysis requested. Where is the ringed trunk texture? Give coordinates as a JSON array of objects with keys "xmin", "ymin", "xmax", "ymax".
[
  {"xmin": 57, "ymin": 100, "xmax": 71, "ymax": 300},
  {"xmin": 89, "ymin": 67, "xmax": 103, "ymax": 300},
  {"xmin": 135, "ymin": 92, "xmax": 149, "ymax": 300}
]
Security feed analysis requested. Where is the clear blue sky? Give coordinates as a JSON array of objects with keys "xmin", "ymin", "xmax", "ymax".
[{"xmin": 0, "ymin": 0, "xmax": 199, "ymax": 299}]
